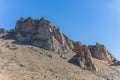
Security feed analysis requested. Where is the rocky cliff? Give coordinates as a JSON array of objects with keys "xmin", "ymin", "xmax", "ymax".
[
  {"xmin": 10, "ymin": 17, "xmax": 70, "ymax": 54},
  {"xmin": 3, "ymin": 17, "xmax": 116, "ymax": 72},
  {"xmin": 88, "ymin": 43, "xmax": 116, "ymax": 62}
]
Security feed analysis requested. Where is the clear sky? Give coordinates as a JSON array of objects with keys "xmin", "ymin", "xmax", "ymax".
[{"xmin": 0, "ymin": 0, "xmax": 120, "ymax": 60}]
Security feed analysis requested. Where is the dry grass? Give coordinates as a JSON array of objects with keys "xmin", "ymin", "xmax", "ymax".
[{"xmin": 0, "ymin": 39, "xmax": 119, "ymax": 80}]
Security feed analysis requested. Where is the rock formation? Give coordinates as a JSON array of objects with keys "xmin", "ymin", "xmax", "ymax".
[
  {"xmin": 88, "ymin": 43, "xmax": 116, "ymax": 62},
  {"xmin": 0, "ymin": 28, "xmax": 8, "ymax": 38},
  {"xmin": 72, "ymin": 42, "xmax": 98, "ymax": 71},
  {"xmin": 3, "ymin": 17, "xmax": 116, "ymax": 72},
  {"xmin": 0, "ymin": 28, "xmax": 8, "ymax": 34},
  {"xmin": 11, "ymin": 17, "xmax": 70, "ymax": 54}
]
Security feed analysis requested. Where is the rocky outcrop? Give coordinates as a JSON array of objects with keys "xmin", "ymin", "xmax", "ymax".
[
  {"xmin": 11, "ymin": 17, "xmax": 70, "ymax": 54},
  {"xmin": 63, "ymin": 34, "xmax": 98, "ymax": 71},
  {"xmin": 0, "ymin": 28, "xmax": 8, "ymax": 34},
  {"xmin": 5, "ymin": 17, "xmax": 116, "ymax": 72},
  {"xmin": 63, "ymin": 34, "xmax": 74, "ymax": 49},
  {"xmin": 0, "ymin": 28, "xmax": 8, "ymax": 38},
  {"xmin": 71, "ymin": 42, "xmax": 116, "ymax": 72},
  {"xmin": 72, "ymin": 42, "xmax": 98, "ymax": 72},
  {"xmin": 88, "ymin": 42, "xmax": 116, "ymax": 62}
]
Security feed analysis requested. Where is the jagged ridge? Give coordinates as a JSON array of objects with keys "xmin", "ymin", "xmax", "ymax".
[{"xmin": 1, "ymin": 17, "xmax": 116, "ymax": 72}]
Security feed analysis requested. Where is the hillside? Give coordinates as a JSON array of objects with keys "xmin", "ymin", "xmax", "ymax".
[{"xmin": 0, "ymin": 17, "xmax": 119, "ymax": 80}]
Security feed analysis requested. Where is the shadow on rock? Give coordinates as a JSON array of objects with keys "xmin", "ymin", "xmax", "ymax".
[
  {"xmin": 68, "ymin": 55, "xmax": 79, "ymax": 67},
  {"xmin": 110, "ymin": 61, "xmax": 120, "ymax": 66}
]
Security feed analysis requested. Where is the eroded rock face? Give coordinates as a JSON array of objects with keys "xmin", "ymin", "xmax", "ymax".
[
  {"xmin": 12, "ymin": 17, "xmax": 69, "ymax": 54},
  {"xmin": 88, "ymin": 42, "xmax": 116, "ymax": 62},
  {"xmin": 63, "ymin": 34, "xmax": 74, "ymax": 49},
  {"xmin": 71, "ymin": 42, "xmax": 98, "ymax": 72}
]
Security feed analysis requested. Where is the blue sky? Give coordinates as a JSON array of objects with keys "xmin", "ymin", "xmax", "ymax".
[{"xmin": 0, "ymin": 0, "xmax": 120, "ymax": 60}]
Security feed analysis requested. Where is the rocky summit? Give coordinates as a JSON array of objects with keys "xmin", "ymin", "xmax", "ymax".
[
  {"xmin": 2, "ymin": 17, "xmax": 116, "ymax": 72},
  {"xmin": 10, "ymin": 17, "xmax": 70, "ymax": 54},
  {"xmin": 0, "ymin": 17, "xmax": 119, "ymax": 80}
]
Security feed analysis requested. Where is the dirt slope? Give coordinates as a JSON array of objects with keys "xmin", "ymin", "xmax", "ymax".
[{"xmin": 0, "ymin": 39, "xmax": 119, "ymax": 80}]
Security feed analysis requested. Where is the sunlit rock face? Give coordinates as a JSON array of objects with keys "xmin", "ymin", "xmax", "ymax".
[
  {"xmin": 13, "ymin": 17, "xmax": 70, "ymax": 54},
  {"xmin": 72, "ymin": 42, "xmax": 98, "ymax": 72},
  {"xmin": 7, "ymin": 16, "xmax": 116, "ymax": 72},
  {"xmin": 88, "ymin": 42, "xmax": 116, "ymax": 62}
]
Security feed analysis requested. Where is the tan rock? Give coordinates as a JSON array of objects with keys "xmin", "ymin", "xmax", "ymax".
[
  {"xmin": 72, "ymin": 42, "xmax": 97, "ymax": 71},
  {"xmin": 88, "ymin": 42, "xmax": 116, "ymax": 62},
  {"xmin": 13, "ymin": 17, "xmax": 70, "ymax": 54}
]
